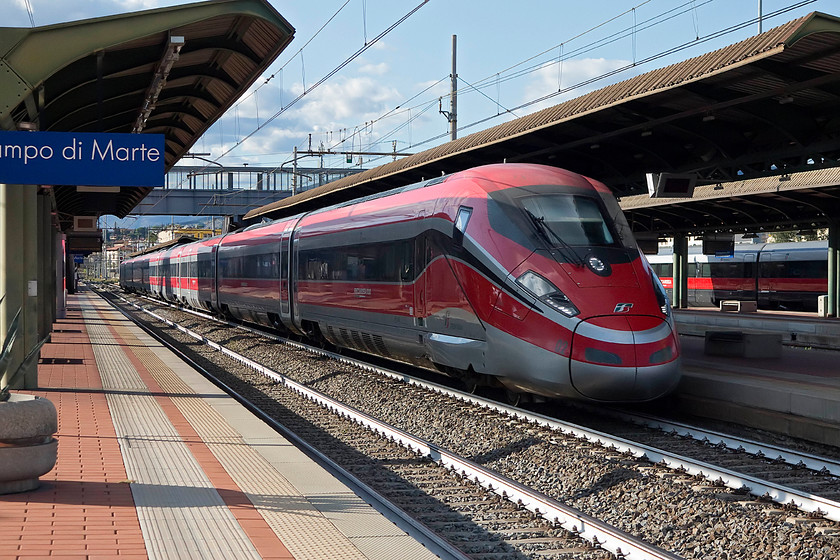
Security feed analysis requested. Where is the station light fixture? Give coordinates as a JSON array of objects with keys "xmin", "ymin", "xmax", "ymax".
[{"xmin": 133, "ymin": 35, "xmax": 185, "ymax": 133}]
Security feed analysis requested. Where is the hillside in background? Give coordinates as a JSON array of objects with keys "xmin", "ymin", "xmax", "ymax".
[{"xmin": 106, "ymin": 215, "xmax": 222, "ymax": 229}]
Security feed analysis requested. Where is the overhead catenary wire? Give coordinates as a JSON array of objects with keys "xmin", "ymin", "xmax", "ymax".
[
  {"xmin": 229, "ymin": 0, "xmax": 353, "ymax": 112},
  {"xmin": 359, "ymin": 0, "xmax": 815, "ymax": 167},
  {"xmin": 313, "ymin": 0, "xmax": 715, "ymax": 166},
  {"xmin": 23, "ymin": 0, "xmax": 35, "ymax": 27},
  {"xmin": 202, "ymin": 0, "xmax": 714, "ymax": 174},
  {"xmin": 169, "ymin": 0, "xmax": 430, "ymax": 188}
]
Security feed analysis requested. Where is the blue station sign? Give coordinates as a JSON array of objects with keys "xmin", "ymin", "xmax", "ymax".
[{"xmin": 0, "ymin": 131, "xmax": 165, "ymax": 187}]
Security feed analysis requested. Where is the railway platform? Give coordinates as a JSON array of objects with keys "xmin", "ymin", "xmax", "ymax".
[
  {"xmin": 674, "ymin": 307, "xmax": 840, "ymax": 350},
  {"xmin": 0, "ymin": 288, "xmax": 439, "ymax": 560},
  {"xmin": 673, "ymin": 308, "xmax": 840, "ymax": 447}
]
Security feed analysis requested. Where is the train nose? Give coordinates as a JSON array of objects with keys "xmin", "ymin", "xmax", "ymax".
[{"xmin": 569, "ymin": 315, "xmax": 681, "ymax": 401}]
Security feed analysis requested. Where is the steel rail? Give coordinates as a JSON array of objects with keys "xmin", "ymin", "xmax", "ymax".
[
  {"xmin": 113, "ymin": 291, "xmax": 681, "ymax": 560},
  {"xmin": 604, "ymin": 408, "xmax": 840, "ymax": 477},
  {"xmin": 119, "ymin": 290, "xmax": 840, "ymax": 522}
]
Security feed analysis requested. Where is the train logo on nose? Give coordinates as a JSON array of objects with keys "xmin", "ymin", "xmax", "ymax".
[{"xmin": 614, "ymin": 303, "xmax": 634, "ymax": 313}]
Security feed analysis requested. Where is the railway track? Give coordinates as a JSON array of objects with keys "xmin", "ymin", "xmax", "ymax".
[{"xmin": 100, "ymin": 287, "xmax": 840, "ymax": 559}]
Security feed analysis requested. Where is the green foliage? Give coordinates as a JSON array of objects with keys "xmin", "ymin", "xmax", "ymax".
[{"xmin": 769, "ymin": 229, "xmax": 827, "ymax": 243}]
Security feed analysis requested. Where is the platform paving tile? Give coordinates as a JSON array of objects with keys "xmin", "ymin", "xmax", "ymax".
[
  {"xmin": 0, "ymin": 307, "xmax": 147, "ymax": 560},
  {"xmin": 125, "ymin": 295, "xmax": 442, "ymax": 560}
]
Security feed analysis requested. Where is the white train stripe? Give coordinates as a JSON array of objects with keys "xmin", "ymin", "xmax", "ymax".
[{"xmin": 575, "ymin": 317, "xmax": 671, "ymax": 345}]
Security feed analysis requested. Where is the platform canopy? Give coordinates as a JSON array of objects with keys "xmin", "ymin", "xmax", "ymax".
[
  {"xmin": 0, "ymin": 0, "xmax": 294, "ymax": 231},
  {"xmin": 245, "ymin": 11, "xmax": 840, "ymax": 236}
]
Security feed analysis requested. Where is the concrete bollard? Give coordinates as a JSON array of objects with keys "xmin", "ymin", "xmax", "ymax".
[{"xmin": 0, "ymin": 393, "xmax": 58, "ymax": 494}]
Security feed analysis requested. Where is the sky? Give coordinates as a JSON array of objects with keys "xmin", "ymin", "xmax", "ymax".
[{"xmin": 4, "ymin": 0, "xmax": 838, "ymax": 181}]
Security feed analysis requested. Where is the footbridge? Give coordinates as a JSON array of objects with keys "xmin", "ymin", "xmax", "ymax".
[{"xmin": 135, "ymin": 165, "xmax": 363, "ymax": 219}]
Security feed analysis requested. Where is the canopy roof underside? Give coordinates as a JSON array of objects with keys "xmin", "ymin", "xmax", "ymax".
[{"xmin": 0, "ymin": 0, "xmax": 294, "ymax": 230}]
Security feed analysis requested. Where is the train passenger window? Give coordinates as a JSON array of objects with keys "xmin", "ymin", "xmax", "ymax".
[
  {"xmin": 787, "ymin": 260, "xmax": 826, "ymax": 278},
  {"xmin": 710, "ymin": 261, "xmax": 743, "ymax": 278},
  {"xmin": 453, "ymin": 207, "xmax": 472, "ymax": 246},
  {"xmin": 455, "ymin": 207, "xmax": 472, "ymax": 233},
  {"xmin": 399, "ymin": 241, "xmax": 414, "ymax": 282},
  {"xmin": 760, "ymin": 261, "xmax": 784, "ymax": 278},
  {"xmin": 300, "ymin": 240, "xmax": 413, "ymax": 283}
]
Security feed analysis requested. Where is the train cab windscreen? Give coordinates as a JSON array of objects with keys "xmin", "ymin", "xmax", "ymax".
[
  {"xmin": 519, "ymin": 195, "xmax": 615, "ymax": 247},
  {"xmin": 490, "ymin": 185, "xmax": 632, "ymax": 246}
]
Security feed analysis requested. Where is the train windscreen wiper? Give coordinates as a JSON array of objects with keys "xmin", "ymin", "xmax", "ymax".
[{"xmin": 524, "ymin": 210, "xmax": 584, "ymax": 267}]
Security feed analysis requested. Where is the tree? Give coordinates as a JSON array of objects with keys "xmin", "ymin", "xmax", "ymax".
[{"xmin": 768, "ymin": 229, "xmax": 827, "ymax": 243}]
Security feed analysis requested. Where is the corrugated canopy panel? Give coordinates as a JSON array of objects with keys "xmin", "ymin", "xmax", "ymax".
[{"xmin": 620, "ymin": 167, "xmax": 840, "ymax": 235}]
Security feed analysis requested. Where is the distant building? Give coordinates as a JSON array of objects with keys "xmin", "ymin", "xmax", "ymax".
[
  {"xmin": 157, "ymin": 227, "xmax": 219, "ymax": 243},
  {"xmin": 104, "ymin": 243, "xmax": 129, "ymax": 278}
]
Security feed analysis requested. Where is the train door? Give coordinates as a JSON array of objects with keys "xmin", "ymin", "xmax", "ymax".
[
  {"xmin": 282, "ymin": 215, "xmax": 306, "ymax": 335},
  {"xmin": 279, "ymin": 222, "xmax": 293, "ymax": 324},
  {"xmin": 210, "ymin": 242, "xmax": 221, "ymax": 310},
  {"xmin": 759, "ymin": 251, "xmax": 785, "ymax": 308},
  {"xmin": 414, "ymin": 233, "xmax": 429, "ymax": 327}
]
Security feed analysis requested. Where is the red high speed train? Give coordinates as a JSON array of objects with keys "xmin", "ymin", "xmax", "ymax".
[
  {"xmin": 121, "ymin": 164, "xmax": 681, "ymax": 402},
  {"xmin": 647, "ymin": 241, "xmax": 828, "ymax": 310}
]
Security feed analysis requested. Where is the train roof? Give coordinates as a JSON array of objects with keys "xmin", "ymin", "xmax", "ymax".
[{"xmin": 651, "ymin": 240, "xmax": 827, "ymax": 258}]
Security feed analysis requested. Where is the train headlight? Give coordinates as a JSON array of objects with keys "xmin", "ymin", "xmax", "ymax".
[{"xmin": 516, "ymin": 270, "xmax": 580, "ymax": 317}]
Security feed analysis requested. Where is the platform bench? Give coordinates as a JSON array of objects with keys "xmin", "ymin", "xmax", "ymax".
[
  {"xmin": 704, "ymin": 330, "xmax": 782, "ymax": 358},
  {"xmin": 719, "ymin": 300, "xmax": 758, "ymax": 313}
]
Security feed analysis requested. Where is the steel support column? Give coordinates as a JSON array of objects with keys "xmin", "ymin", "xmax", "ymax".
[
  {"xmin": 0, "ymin": 185, "xmax": 28, "ymax": 389},
  {"xmin": 22, "ymin": 185, "xmax": 39, "ymax": 387},
  {"xmin": 672, "ymin": 237, "xmax": 681, "ymax": 308},
  {"xmin": 829, "ymin": 221, "xmax": 839, "ymax": 318},
  {"xmin": 45, "ymin": 195, "xmax": 57, "ymax": 329},
  {"xmin": 55, "ymin": 233, "xmax": 66, "ymax": 320},
  {"xmin": 37, "ymin": 191, "xmax": 51, "ymax": 340},
  {"xmin": 672, "ymin": 234, "xmax": 689, "ymax": 309}
]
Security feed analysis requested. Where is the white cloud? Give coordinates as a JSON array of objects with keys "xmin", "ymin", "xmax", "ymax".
[
  {"xmin": 114, "ymin": 0, "xmax": 161, "ymax": 8},
  {"xmin": 288, "ymin": 75, "xmax": 401, "ymax": 130},
  {"xmin": 358, "ymin": 62, "xmax": 389, "ymax": 76},
  {"xmin": 202, "ymin": 74, "xmax": 404, "ymax": 163}
]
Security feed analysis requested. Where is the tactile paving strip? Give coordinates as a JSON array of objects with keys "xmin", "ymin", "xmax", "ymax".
[{"xmin": 80, "ymin": 297, "xmax": 263, "ymax": 560}]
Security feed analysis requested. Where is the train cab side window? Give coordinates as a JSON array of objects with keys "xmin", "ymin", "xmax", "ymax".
[{"xmin": 454, "ymin": 206, "xmax": 472, "ymax": 245}]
